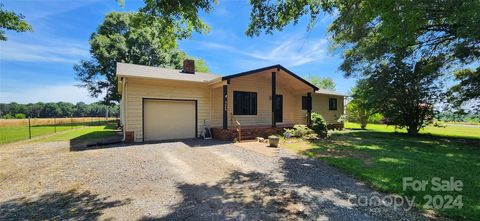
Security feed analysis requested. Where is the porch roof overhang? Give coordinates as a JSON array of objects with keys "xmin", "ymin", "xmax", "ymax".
[{"xmin": 221, "ymin": 64, "xmax": 319, "ymax": 91}]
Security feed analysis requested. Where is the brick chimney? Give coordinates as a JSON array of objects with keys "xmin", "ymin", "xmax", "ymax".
[{"xmin": 182, "ymin": 59, "xmax": 195, "ymax": 74}]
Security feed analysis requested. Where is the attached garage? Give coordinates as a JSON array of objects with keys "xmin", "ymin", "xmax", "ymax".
[{"xmin": 143, "ymin": 99, "xmax": 197, "ymax": 141}]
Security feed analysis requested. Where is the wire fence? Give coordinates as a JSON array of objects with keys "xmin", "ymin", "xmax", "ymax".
[{"xmin": 0, "ymin": 117, "xmax": 119, "ymax": 145}]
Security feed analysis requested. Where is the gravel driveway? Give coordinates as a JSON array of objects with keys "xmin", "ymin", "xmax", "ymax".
[{"xmin": 0, "ymin": 139, "xmax": 432, "ymax": 220}]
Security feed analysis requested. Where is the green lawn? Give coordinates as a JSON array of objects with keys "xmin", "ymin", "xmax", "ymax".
[
  {"xmin": 0, "ymin": 125, "xmax": 86, "ymax": 144},
  {"xmin": 34, "ymin": 124, "xmax": 119, "ymax": 143},
  {"xmin": 283, "ymin": 123, "xmax": 480, "ymax": 220},
  {"xmin": 345, "ymin": 122, "xmax": 480, "ymax": 139},
  {"xmin": 0, "ymin": 121, "xmax": 117, "ymax": 145}
]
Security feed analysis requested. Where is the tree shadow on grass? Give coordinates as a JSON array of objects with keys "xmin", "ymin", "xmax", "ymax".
[
  {"xmin": 299, "ymin": 130, "xmax": 480, "ymax": 219},
  {"xmin": 343, "ymin": 129, "xmax": 480, "ymax": 145},
  {"xmin": 0, "ymin": 189, "xmax": 131, "ymax": 220}
]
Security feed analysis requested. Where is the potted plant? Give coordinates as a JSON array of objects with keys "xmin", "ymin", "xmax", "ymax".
[{"xmin": 268, "ymin": 135, "xmax": 280, "ymax": 147}]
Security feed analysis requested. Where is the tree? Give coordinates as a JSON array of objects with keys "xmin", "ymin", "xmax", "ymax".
[
  {"xmin": 365, "ymin": 55, "xmax": 444, "ymax": 135},
  {"xmin": 74, "ymin": 12, "xmax": 190, "ymax": 104},
  {"xmin": 307, "ymin": 76, "xmax": 335, "ymax": 90},
  {"xmin": 346, "ymin": 79, "xmax": 375, "ymax": 129},
  {"xmin": 0, "ymin": 3, "xmax": 32, "ymax": 41},
  {"xmin": 74, "ymin": 102, "xmax": 90, "ymax": 117},
  {"xmin": 448, "ymin": 68, "xmax": 480, "ymax": 111},
  {"xmin": 41, "ymin": 103, "xmax": 62, "ymax": 118},
  {"xmin": 57, "ymin": 102, "xmax": 75, "ymax": 117},
  {"xmin": 27, "ymin": 102, "xmax": 44, "ymax": 118},
  {"xmin": 0, "ymin": 102, "xmax": 120, "ymax": 118},
  {"xmin": 194, "ymin": 58, "xmax": 209, "ymax": 72},
  {"xmin": 245, "ymin": 0, "xmax": 479, "ymax": 134},
  {"xmin": 139, "ymin": 0, "xmax": 216, "ymax": 35},
  {"xmin": 246, "ymin": 0, "xmax": 480, "ymax": 75}
]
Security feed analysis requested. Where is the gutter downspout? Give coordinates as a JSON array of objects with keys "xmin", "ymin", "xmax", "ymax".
[{"xmin": 122, "ymin": 78, "xmax": 127, "ymax": 141}]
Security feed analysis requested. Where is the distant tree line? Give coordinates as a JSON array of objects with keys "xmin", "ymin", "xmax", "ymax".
[
  {"xmin": 0, "ymin": 102, "xmax": 119, "ymax": 119},
  {"xmin": 437, "ymin": 110, "xmax": 480, "ymax": 123}
]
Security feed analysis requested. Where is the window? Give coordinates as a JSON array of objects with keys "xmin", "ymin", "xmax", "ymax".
[
  {"xmin": 329, "ymin": 98, "xmax": 337, "ymax": 110},
  {"xmin": 233, "ymin": 91, "xmax": 257, "ymax": 115},
  {"xmin": 302, "ymin": 96, "xmax": 312, "ymax": 110}
]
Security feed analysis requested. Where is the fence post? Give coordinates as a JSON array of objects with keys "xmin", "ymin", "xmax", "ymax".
[
  {"xmin": 71, "ymin": 117, "xmax": 73, "ymax": 129},
  {"xmin": 54, "ymin": 117, "xmax": 56, "ymax": 133},
  {"xmin": 28, "ymin": 117, "xmax": 32, "ymax": 139}
]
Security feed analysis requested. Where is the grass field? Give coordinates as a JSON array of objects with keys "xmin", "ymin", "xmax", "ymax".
[
  {"xmin": 345, "ymin": 122, "xmax": 480, "ymax": 139},
  {"xmin": 0, "ymin": 122, "xmax": 119, "ymax": 145},
  {"xmin": 0, "ymin": 125, "xmax": 85, "ymax": 144},
  {"xmin": 34, "ymin": 124, "xmax": 120, "ymax": 143},
  {"xmin": 283, "ymin": 122, "xmax": 480, "ymax": 220}
]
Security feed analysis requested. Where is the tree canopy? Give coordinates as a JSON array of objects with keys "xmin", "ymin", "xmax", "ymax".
[
  {"xmin": 307, "ymin": 76, "xmax": 335, "ymax": 90},
  {"xmin": 246, "ymin": 0, "xmax": 479, "ymax": 74},
  {"xmin": 448, "ymin": 68, "xmax": 480, "ymax": 111},
  {"xmin": 140, "ymin": 0, "xmax": 217, "ymax": 35},
  {"xmin": 365, "ymin": 54, "xmax": 445, "ymax": 134},
  {"xmin": 0, "ymin": 102, "xmax": 119, "ymax": 119},
  {"xmin": 245, "ymin": 0, "xmax": 480, "ymax": 130},
  {"xmin": 193, "ymin": 58, "xmax": 210, "ymax": 72},
  {"xmin": 74, "ymin": 12, "xmax": 210, "ymax": 104},
  {"xmin": 346, "ymin": 79, "xmax": 376, "ymax": 129},
  {"xmin": 0, "ymin": 3, "xmax": 32, "ymax": 41}
]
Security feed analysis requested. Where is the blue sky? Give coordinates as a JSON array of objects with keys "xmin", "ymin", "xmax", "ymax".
[{"xmin": 0, "ymin": 0, "xmax": 354, "ymax": 104}]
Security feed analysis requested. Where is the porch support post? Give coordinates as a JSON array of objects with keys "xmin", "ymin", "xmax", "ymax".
[
  {"xmin": 271, "ymin": 71, "xmax": 276, "ymax": 128},
  {"xmin": 307, "ymin": 92, "xmax": 312, "ymax": 126},
  {"xmin": 223, "ymin": 85, "xmax": 228, "ymax": 129}
]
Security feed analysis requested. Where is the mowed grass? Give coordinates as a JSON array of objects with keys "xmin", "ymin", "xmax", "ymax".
[
  {"xmin": 345, "ymin": 122, "xmax": 480, "ymax": 139},
  {"xmin": 283, "ymin": 123, "xmax": 480, "ymax": 220},
  {"xmin": 34, "ymin": 124, "xmax": 120, "ymax": 142},
  {"xmin": 0, "ymin": 125, "xmax": 85, "ymax": 144},
  {"xmin": 0, "ymin": 121, "xmax": 117, "ymax": 145}
]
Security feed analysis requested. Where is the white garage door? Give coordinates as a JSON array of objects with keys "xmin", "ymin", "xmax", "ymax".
[{"xmin": 144, "ymin": 99, "xmax": 196, "ymax": 141}]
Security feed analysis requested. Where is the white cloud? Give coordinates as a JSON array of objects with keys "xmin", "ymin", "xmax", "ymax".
[
  {"xmin": 250, "ymin": 38, "xmax": 329, "ymax": 66},
  {"xmin": 0, "ymin": 40, "xmax": 89, "ymax": 63},
  {"xmin": 18, "ymin": 0, "xmax": 105, "ymax": 21},
  {"xmin": 0, "ymin": 84, "xmax": 100, "ymax": 104},
  {"xmin": 194, "ymin": 36, "xmax": 329, "ymax": 68}
]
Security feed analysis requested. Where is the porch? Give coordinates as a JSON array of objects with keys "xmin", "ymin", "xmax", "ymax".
[{"xmin": 209, "ymin": 65, "xmax": 318, "ymax": 132}]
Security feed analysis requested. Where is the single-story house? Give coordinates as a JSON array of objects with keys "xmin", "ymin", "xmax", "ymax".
[{"xmin": 117, "ymin": 60, "xmax": 345, "ymax": 142}]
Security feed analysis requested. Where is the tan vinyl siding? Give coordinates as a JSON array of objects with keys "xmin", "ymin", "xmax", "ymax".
[
  {"xmin": 125, "ymin": 78, "xmax": 211, "ymax": 142},
  {"xmin": 210, "ymin": 87, "xmax": 223, "ymax": 127},
  {"xmin": 219, "ymin": 74, "xmax": 309, "ymax": 127},
  {"xmin": 227, "ymin": 74, "xmax": 272, "ymax": 126},
  {"xmin": 276, "ymin": 85, "xmax": 308, "ymax": 125},
  {"xmin": 312, "ymin": 93, "xmax": 344, "ymax": 124}
]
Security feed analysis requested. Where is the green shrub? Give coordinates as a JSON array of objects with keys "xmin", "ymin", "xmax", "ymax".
[
  {"xmin": 284, "ymin": 124, "xmax": 318, "ymax": 140},
  {"xmin": 368, "ymin": 113, "xmax": 384, "ymax": 124},
  {"xmin": 1, "ymin": 113, "xmax": 14, "ymax": 119},
  {"xmin": 15, "ymin": 113, "xmax": 26, "ymax": 119},
  {"xmin": 311, "ymin": 112, "xmax": 328, "ymax": 138}
]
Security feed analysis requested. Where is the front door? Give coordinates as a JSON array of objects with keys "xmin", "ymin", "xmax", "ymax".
[{"xmin": 274, "ymin": 95, "xmax": 283, "ymax": 123}]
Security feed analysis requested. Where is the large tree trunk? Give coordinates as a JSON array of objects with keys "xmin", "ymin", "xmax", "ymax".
[
  {"xmin": 406, "ymin": 121, "xmax": 420, "ymax": 135},
  {"xmin": 359, "ymin": 109, "xmax": 368, "ymax": 129},
  {"xmin": 407, "ymin": 127, "xmax": 419, "ymax": 135},
  {"xmin": 360, "ymin": 120, "xmax": 367, "ymax": 129}
]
